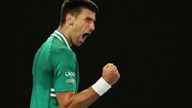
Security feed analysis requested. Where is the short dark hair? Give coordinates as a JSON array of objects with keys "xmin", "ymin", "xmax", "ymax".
[{"xmin": 60, "ymin": 0, "xmax": 98, "ymax": 25}]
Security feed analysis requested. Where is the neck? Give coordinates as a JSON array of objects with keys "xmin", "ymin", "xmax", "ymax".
[{"xmin": 57, "ymin": 25, "xmax": 72, "ymax": 47}]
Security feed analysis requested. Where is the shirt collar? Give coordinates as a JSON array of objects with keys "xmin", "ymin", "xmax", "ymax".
[{"xmin": 53, "ymin": 30, "xmax": 71, "ymax": 49}]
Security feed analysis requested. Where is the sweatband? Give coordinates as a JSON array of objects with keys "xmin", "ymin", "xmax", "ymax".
[{"xmin": 91, "ymin": 77, "xmax": 111, "ymax": 96}]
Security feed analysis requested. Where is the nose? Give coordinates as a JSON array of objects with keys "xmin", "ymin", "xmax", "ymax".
[{"xmin": 90, "ymin": 21, "xmax": 95, "ymax": 32}]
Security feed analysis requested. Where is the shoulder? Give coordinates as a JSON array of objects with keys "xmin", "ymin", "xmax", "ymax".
[
  {"xmin": 49, "ymin": 46, "xmax": 77, "ymax": 68},
  {"xmin": 50, "ymin": 38, "xmax": 76, "ymax": 60}
]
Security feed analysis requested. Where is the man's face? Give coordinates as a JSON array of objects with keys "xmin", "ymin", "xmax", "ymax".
[{"xmin": 71, "ymin": 8, "xmax": 96, "ymax": 46}]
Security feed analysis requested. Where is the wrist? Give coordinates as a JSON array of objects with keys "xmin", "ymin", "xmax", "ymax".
[{"xmin": 91, "ymin": 77, "xmax": 111, "ymax": 96}]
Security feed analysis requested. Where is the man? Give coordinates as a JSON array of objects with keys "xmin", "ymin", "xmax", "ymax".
[{"xmin": 30, "ymin": 0, "xmax": 120, "ymax": 108}]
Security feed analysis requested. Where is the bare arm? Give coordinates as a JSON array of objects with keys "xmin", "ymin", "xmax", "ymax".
[
  {"xmin": 56, "ymin": 63, "xmax": 120, "ymax": 108},
  {"xmin": 56, "ymin": 87, "xmax": 99, "ymax": 108}
]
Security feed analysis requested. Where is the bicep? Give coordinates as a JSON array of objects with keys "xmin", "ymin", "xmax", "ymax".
[{"xmin": 56, "ymin": 91, "xmax": 76, "ymax": 108}]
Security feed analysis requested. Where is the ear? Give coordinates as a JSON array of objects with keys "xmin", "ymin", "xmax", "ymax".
[{"xmin": 66, "ymin": 13, "xmax": 75, "ymax": 25}]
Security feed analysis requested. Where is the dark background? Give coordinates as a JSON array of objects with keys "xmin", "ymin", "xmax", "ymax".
[{"xmin": 1, "ymin": 0, "xmax": 192, "ymax": 108}]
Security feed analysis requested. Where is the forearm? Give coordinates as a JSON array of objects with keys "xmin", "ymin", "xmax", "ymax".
[
  {"xmin": 61, "ymin": 77, "xmax": 112, "ymax": 108},
  {"xmin": 69, "ymin": 87, "xmax": 99, "ymax": 108},
  {"xmin": 57, "ymin": 87, "xmax": 99, "ymax": 108}
]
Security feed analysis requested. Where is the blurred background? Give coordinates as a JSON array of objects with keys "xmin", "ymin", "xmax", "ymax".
[{"xmin": 1, "ymin": 0, "xmax": 192, "ymax": 108}]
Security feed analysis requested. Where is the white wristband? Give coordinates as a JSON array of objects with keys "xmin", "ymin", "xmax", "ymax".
[{"xmin": 91, "ymin": 77, "xmax": 111, "ymax": 96}]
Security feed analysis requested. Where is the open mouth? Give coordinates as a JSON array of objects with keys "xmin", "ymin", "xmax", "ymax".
[{"xmin": 82, "ymin": 32, "xmax": 91, "ymax": 38}]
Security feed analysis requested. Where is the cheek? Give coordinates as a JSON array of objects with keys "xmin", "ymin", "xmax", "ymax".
[{"xmin": 81, "ymin": 23, "xmax": 89, "ymax": 31}]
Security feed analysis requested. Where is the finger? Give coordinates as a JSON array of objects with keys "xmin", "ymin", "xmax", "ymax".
[
  {"xmin": 114, "ymin": 65, "xmax": 117, "ymax": 69},
  {"xmin": 105, "ymin": 63, "xmax": 113, "ymax": 68},
  {"xmin": 105, "ymin": 63, "xmax": 110, "ymax": 68},
  {"xmin": 108, "ymin": 63, "xmax": 115, "ymax": 67}
]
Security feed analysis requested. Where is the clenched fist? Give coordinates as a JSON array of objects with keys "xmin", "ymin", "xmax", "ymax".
[{"xmin": 102, "ymin": 63, "xmax": 120, "ymax": 86}]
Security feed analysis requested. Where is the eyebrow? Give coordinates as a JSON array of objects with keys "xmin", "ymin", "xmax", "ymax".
[{"xmin": 86, "ymin": 16, "xmax": 96, "ymax": 22}]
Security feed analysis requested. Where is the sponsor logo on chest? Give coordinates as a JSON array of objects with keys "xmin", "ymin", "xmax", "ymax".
[{"xmin": 65, "ymin": 72, "xmax": 76, "ymax": 76}]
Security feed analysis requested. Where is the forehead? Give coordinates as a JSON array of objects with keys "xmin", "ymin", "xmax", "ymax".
[{"xmin": 78, "ymin": 8, "xmax": 96, "ymax": 20}]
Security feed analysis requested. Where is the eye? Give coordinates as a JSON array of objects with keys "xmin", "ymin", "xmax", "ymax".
[{"xmin": 85, "ymin": 17, "xmax": 93, "ymax": 24}]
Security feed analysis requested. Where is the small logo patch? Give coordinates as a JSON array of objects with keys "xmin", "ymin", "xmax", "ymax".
[{"xmin": 65, "ymin": 79, "xmax": 75, "ymax": 83}]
